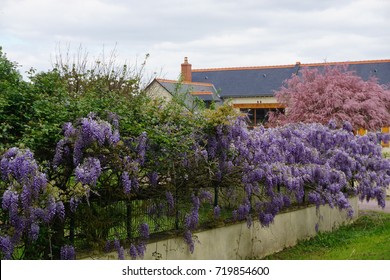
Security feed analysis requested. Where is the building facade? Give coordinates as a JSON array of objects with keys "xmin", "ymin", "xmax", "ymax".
[{"xmin": 146, "ymin": 57, "xmax": 390, "ymax": 143}]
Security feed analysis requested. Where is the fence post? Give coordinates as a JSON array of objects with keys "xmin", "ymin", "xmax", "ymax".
[
  {"xmin": 69, "ymin": 212, "xmax": 75, "ymax": 244},
  {"xmin": 126, "ymin": 200, "xmax": 132, "ymax": 240},
  {"xmin": 175, "ymin": 187, "xmax": 180, "ymax": 230},
  {"xmin": 214, "ymin": 182, "xmax": 219, "ymax": 207}
]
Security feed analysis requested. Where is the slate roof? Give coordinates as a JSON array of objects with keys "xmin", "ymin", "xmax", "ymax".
[
  {"xmin": 155, "ymin": 79, "xmax": 221, "ymax": 102},
  {"xmin": 191, "ymin": 60, "xmax": 390, "ymax": 99}
]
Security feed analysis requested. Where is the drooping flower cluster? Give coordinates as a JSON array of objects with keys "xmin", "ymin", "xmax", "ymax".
[
  {"xmin": 3, "ymin": 108, "xmax": 389, "ymax": 260},
  {"xmin": 203, "ymin": 117, "xmax": 390, "ymax": 231},
  {"xmin": 185, "ymin": 194, "xmax": 200, "ymax": 231},
  {"xmin": 121, "ymin": 171, "xmax": 131, "ymax": 194},
  {"xmin": 52, "ymin": 114, "xmax": 124, "ymax": 206},
  {"xmin": 0, "ymin": 148, "xmax": 63, "ymax": 259},
  {"xmin": 50, "ymin": 114, "xmax": 154, "ymax": 259},
  {"xmin": 74, "ymin": 157, "xmax": 102, "ymax": 186},
  {"xmin": 53, "ymin": 114, "xmax": 121, "ymax": 169},
  {"xmin": 139, "ymin": 223, "xmax": 150, "ymax": 239},
  {"xmin": 60, "ymin": 245, "xmax": 76, "ymax": 260}
]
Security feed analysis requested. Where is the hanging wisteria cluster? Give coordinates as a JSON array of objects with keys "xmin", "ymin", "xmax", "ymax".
[
  {"xmin": 0, "ymin": 148, "xmax": 64, "ymax": 259},
  {"xmin": 50, "ymin": 113, "xmax": 153, "ymax": 259},
  {"xmin": 1, "ymin": 111, "xmax": 389, "ymax": 260},
  {"xmin": 208, "ymin": 118, "xmax": 390, "ymax": 229}
]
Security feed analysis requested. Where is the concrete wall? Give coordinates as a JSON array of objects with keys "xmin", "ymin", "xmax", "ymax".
[
  {"xmin": 145, "ymin": 82, "xmax": 172, "ymax": 101},
  {"xmin": 81, "ymin": 196, "xmax": 358, "ymax": 260}
]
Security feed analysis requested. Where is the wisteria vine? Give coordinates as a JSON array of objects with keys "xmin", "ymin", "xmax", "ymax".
[{"xmin": 1, "ymin": 111, "xmax": 389, "ymax": 260}]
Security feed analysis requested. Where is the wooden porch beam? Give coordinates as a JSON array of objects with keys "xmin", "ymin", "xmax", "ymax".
[{"xmin": 233, "ymin": 103, "xmax": 285, "ymax": 109}]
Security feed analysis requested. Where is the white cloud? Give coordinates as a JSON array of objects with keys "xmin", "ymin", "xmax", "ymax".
[{"xmin": 0, "ymin": 0, "xmax": 388, "ymax": 80}]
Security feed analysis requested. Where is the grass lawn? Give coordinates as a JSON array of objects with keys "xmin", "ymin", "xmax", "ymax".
[{"xmin": 263, "ymin": 211, "xmax": 390, "ymax": 260}]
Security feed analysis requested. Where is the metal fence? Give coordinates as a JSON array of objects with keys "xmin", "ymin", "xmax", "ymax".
[{"xmin": 67, "ymin": 184, "xmax": 247, "ymax": 250}]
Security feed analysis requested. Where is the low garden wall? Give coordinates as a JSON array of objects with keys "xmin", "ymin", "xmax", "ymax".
[{"xmin": 82, "ymin": 196, "xmax": 358, "ymax": 260}]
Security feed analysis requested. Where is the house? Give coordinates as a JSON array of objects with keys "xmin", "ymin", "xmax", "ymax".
[
  {"xmin": 146, "ymin": 57, "xmax": 390, "ymax": 141},
  {"xmin": 145, "ymin": 58, "xmax": 222, "ymax": 110},
  {"xmin": 192, "ymin": 59, "xmax": 390, "ymax": 127}
]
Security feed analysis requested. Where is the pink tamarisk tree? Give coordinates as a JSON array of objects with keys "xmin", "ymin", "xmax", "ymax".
[{"xmin": 268, "ymin": 65, "xmax": 390, "ymax": 131}]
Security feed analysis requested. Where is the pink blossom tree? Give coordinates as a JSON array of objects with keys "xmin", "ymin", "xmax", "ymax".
[{"xmin": 268, "ymin": 65, "xmax": 390, "ymax": 131}]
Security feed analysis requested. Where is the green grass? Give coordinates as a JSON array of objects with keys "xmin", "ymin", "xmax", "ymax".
[{"xmin": 263, "ymin": 211, "xmax": 390, "ymax": 260}]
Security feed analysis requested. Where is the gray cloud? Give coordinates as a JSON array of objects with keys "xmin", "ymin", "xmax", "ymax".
[{"xmin": 0, "ymin": 0, "xmax": 388, "ymax": 80}]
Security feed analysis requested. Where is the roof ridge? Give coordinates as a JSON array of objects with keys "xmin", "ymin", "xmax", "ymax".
[
  {"xmin": 192, "ymin": 59, "xmax": 390, "ymax": 72},
  {"xmin": 156, "ymin": 78, "xmax": 214, "ymax": 87},
  {"xmin": 192, "ymin": 64, "xmax": 296, "ymax": 72}
]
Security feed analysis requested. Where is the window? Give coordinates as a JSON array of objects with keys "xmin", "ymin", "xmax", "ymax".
[{"xmin": 240, "ymin": 108, "xmax": 283, "ymax": 126}]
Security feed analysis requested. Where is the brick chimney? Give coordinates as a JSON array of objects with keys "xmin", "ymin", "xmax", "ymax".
[{"xmin": 181, "ymin": 57, "xmax": 192, "ymax": 82}]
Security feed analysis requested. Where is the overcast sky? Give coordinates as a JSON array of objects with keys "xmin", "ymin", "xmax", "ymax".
[{"xmin": 1, "ymin": 0, "xmax": 389, "ymax": 82}]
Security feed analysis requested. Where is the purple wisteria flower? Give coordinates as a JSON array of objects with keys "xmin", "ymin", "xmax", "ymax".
[
  {"xmin": 53, "ymin": 139, "xmax": 68, "ymax": 168},
  {"xmin": 60, "ymin": 245, "xmax": 76, "ymax": 260},
  {"xmin": 113, "ymin": 239, "xmax": 121, "ymax": 250},
  {"xmin": 236, "ymin": 203, "xmax": 250, "ymax": 221},
  {"xmin": 73, "ymin": 138, "xmax": 84, "ymax": 166},
  {"xmin": 129, "ymin": 244, "xmax": 137, "ymax": 260},
  {"xmin": 63, "ymin": 122, "xmax": 76, "ymax": 138},
  {"xmin": 112, "ymin": 239, "xmax": 125, "ymax": 260},
  {"xmin": 121, "ymin": 172, "xmax": 131, "ymax": 194},
  {"xmin": 0, "ymin": 236, "xmax": 14, "ymax": 260},
  {"xmin": 107, "ymin": 112, "xmax": 120, "ymax": 129},
  {"xmin": 0, "ymin": 148, "xmax": 65, "ymax": 259},
  {"xmin": 185, "ymin": 210, "xmax": 199, "ymax": 231},
  {"xmin": 29, "ymin": 223, "xmax": 40, "ymax": 241},
  {"xmin": 131, "ymin": 177, "xmax": 139, "ymax": 191},
  {"xmin": 110, "ymin": 130, "xmax": 121, "ymax": 145},
  {"xmin": 136, "ymin": 242, "xmax": 146, "ymax": 258},
  {"xmin": 328, "ymin": 119, "xmax": 337, "ymax": 130},
  {"xmin": 44, "ymin": 196, "xmax": 58, "ymax": 223},
  {"xmin": 80, "ymin": 117, "xmax": 107, "ymax": 146},
  {"xmin": 184, "ymin": 194, "xmax": 200, "ymax": 231},
  {"xmin": 104, "ymin": 240, "xmax": 112, "ymax": 253},
  {"xmin": 214, "ymin": 205, "xmax": 221, "ymax": 219},
  {"xmin": 75, "ymin": 157, "xmax": 102, "ymax": 186},
  {"xmin": 200, "ymin": 149, "xmax": 208, "ymax": 161},
  {"xmin": 137, "ymin": 132, "xmax": 148, "ymax": 165},
  {"xmin": 342, "ymin": 121, "xmax": 353, "ymax": 132},
  {"xmin": 258, "ymin": 213, "xmax": 274, "ymax": 227},
  {"xmin": 191, "ymin": 194, "xmax": 200, "ymax": 209},
  {"xmin": 199, "ymin": 190, "xmax": 213, "ymax": 203},
  {"xmin": 139, "ymin": 223, "xmax": 150, "ymax": 239},
  {"xmin": 2, "ymin": 190, "xmax": 19, "ymax": 213},
  {"xmin": 59, "ymin": 115, "xmax": 122, "ymax": 166},
  {"xmin": 70, "ymin": 197, "xmax": 80, "ymax": 212},
  {"xmin": 183, "ymin": 230, "xmax": 194, "ymax": 254},
  {"xmin": 56, "ymin": 201, "xmax": 65, "ymax": 221},
  {"xmin": 166, "ymin": 191, "xmax": 174, "ymax": 211},
  {"xmin": 0, "ymin": 148, "xmax": 38, "ymax": 184},
  {"xmin": 118, "ymin": 246, "xmax": 125, "ymax": 260},
  {"xmin": 148, "ymin": 171, "xmax": 158, "ymax": 187}
]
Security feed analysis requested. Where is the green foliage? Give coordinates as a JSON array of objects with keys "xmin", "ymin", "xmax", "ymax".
[
  {"xmin": 1, "ymin": 45, "xmax": 234, "ymax": 163},
  {"xmin": 169, "ymin": 80, "xmax": 207, "ymax": 113},
  {"xmin": 0, "ymin": 47, "xmax": 30, "ymax": 149},
  {"xmin": 0, "ymin": 47, "xmax": 23, "ymax": 89},
  {"xmin": 203, "ymin": 102, "xmax": 241, "ymax": 129},
  {"xmin": 0, "ymin": 46, "xmax": 150, "ymax": 161}
]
